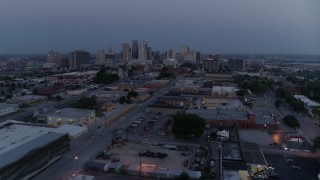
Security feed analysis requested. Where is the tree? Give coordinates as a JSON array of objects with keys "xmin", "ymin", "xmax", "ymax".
[
  {"xmin": 312, "ymin": 108, "xmax": 320, "ymax": 123},
  {"xmin": 176, "ymin": 172, "xmax": 191, "ymax": 180},
  {"xmin": 93, "ymin": 66, "xmax": 119, "ymax": 84},
  {"xmin": 55, "ymin": 95, "xmax": 63, "ymax": 101},
  {"xmin": 236, "ymin": 89, "xmax": 249, "ymax": 97},
  {"xmin": 119, "ymin": 96, "xmax": 126, "ymax": 104},
  {"xmin": 76, "ymin": 96, "xmax": 97, "ymax": 109},
  {"xmin": 172, "ymin": 114, "xmax": 206, "ymax": 139},
  {"xmin": 312, "ymin": 136, "xmax": 320, "ymax": 149},
  {"xmin": 283, "ymin": 115, "xmax": 300, "ymax": 128},
  {"xmin": 274, "ymin": 99, "xmax": 282, "ymax": 108},
  {"xmin": 128, "ymin": 90, "xmax": 138, "ymax": 98}
]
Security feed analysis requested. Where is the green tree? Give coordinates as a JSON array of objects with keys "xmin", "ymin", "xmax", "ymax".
[
  {"xmin": 93, "ymin": 66, "xmax": 119, "ymax": 84},
  {"xmin": 176, "ymin": 172, "xmax": 191, "ymax": 180},
  {"xmin": 119, "ymin": 96, "xmax": 126, "ymax": 104},
  {"xmin": 236, "ymin": 89, "xmax": 249, "ymax": 97},
  {"xmin": 76, "ymin": 96, "xmax": 97, "ymax": 109},
  {"xmin": 172, "ymin": 114, "xmax": 206, "ymax": 139},
  {"xmin": 312, "ymin": 136, "xmax": 320, "ymax": 149},
  {"xmin": 312, "ymin": 108, "xmax": 320, "ymax": 123},
  {"xmin": 55, "ymin": 95, "xmax": 63, "ymax": 101},
  {"xmin": 128, "ymin": 90, "xmax": 139, "ymax": 98},
  {"xmin": 283, "ymin": 115, "xmax": 300, "ymax": 128},
  {"xmin": 274, "ymin": 99, "xmax": 282, "ymax": 108}
]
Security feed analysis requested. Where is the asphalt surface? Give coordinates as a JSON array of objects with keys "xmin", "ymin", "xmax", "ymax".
[
  {"xmin": 33, "ymin": 77, "xmax": 181, "ymax": 180},
  {"xmin": 265, "ymin": 154, "xmax": 319, "ymax": 180}
]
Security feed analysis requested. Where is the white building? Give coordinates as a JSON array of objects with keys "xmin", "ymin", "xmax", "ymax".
[
  {"xmin": 45, "ymin": 108, "xmax": 95, "ymax": 127},
  {"xmin": 96, "ymin": 49, "xmax": 106, "ymax": 65},
  {"xmin": 138, "ymin": 41, "xmax": 147, "ymax": 61},
  {"xmin": 0, "ymin": 103, "xmax": 19, "ymax": 116}
]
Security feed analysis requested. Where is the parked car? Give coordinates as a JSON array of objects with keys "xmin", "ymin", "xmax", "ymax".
[
  {"xmin": 210, "ymin": 160, "xmax": 215, "ymax": 167},
  {"xmin": 290, "ymin": 165, "xmax": 301, "ymax": 170}
]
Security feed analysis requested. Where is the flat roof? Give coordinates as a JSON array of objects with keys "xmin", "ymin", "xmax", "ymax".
[
  {"xmin": 0, "ymin": 132, "xmax": 66, "ymax": 168},
  {"xmin": 51, "ymin": 124, "xmax": 87, "ymax": 138},
  {"xmin": 0, "ymin": 123, "xmax": 54, "ymax": 155},
  {"xmin": 294, "ymin": 95, "xmax": 320, "ymax": 107},
  {"xmin": 186, "ymin": 109, "xmax": 248, "ymax": 121},
  {"xmin": 240, "ymin": 142, "xmax": 267, "ymax": 165},
  {"xmin": 46, "ymin": 108, "xmax": 94, "ymax": 119},
  {"xmin": 0, "ymin": 103, "xmax": 19, "ymax": 109}
]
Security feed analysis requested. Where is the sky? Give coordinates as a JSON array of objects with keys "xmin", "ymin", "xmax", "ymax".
[{"xmin": 0, "ymin": 0, "xmax": 320, "ymax": 55}]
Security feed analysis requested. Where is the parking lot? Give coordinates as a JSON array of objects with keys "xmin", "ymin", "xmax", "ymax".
[
  {"xmin": 109, "ymin": 142, "xmax": 194, "ymax": 170},
  {"xmin": 265, "ymin": 154, "xmax": 319, "ymax": 180},
  {"xmin": 125, "ymin": 112, "xmax": 172, "ymax": 137}
]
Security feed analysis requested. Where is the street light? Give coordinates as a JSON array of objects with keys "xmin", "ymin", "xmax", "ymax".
[{"xmin": 75, "ymin": 156, "xmax": 78, "ymax": 170}]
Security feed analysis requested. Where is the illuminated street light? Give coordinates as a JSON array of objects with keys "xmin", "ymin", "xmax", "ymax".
[{"xmin": 75, "ymin": 156, "xmax": 78, "ymax": 170}]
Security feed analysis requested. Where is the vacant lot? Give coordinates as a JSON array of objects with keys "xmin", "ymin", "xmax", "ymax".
[{"xmin": 109, "ymin": 142, "xmax": 193, "ymax": 170}]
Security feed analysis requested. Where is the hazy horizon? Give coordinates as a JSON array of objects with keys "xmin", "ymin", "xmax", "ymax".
[{"xmin": 0, "ymin": 0, "xmax": 319, "ymax": 55}]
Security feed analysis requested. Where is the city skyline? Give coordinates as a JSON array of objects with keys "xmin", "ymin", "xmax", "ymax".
[{"xmin": 0, "ymin": 0, "xmax": 320, "ymax": 55}]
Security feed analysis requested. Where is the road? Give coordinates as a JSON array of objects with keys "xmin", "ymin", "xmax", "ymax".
[
  {"xmin": 34, "ymin": 77, "xmax": 181, "ymax": 180},
  {"xmin": 264, "ymin": 92, "xmax": 320, "ymax": 143}
]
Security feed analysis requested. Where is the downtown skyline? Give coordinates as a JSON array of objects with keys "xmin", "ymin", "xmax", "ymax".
[{"xmin": 0, "ymin": 0, "xmax": 320, "ymax": 55}]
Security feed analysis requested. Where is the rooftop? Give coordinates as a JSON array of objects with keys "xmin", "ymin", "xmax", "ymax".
[
  {"xmin": 0, "ymin": 132, "xmax": 66, "ymax": 168},
  {"xmin": 186, "ymin": 109, "xmax": 248, "ymax": 121},
  {"xmin": 0, "ymin": 103, "xmax": 19, "ymax": 109},
  {"xmin": 294, "ymin": 95, "xmax": 320, "ymax": 107},
  {"xmin": 0, "ymin": 123, "xmax": 53, "ymax": 155},
  {"xmin": 240, "ymin": 142, "xmax": 267, "ymax": 165},
  {"xmin": 46, "ymin": 108, "xmax": 94, "ymax": 119}
]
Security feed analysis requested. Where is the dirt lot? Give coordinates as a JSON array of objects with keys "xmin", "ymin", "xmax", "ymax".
[{"xmin": 109, "ymin": 142, "xmax": 193, "ymax": 170}]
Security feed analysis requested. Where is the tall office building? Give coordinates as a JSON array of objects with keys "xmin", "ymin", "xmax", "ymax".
[
  {"xmin": 202, "ymin": 54, "xmax": 220, "ymax": 71},
  {"xmin": 96, "ymin": 49, "xmax": 105, "ymax": 65},
  {"xmin": 146, "ymin": 46, "xmax": 152, "ymax": 60},
  {"xmin": 68, "ymin": 50, "xmax": 90, "ymax": 69},
  {"xmin": 180, "ymin": 44, "xmax": 190, "ymax": 60},
  {"xmin": 228, "ymin": 58, "xmax": 244, "ymax": 72},
  {"xmin": 122, "ymin": 42, "xmax": 131, "ymax": 63},
  {"xmin": 132, "ymin": 40, "xmax": 139, "ymax": 59},
  {"xmin": 47, "ymin": 50, "xmax": 63, "ymax": 66},
  {"xmin": 138, "ymin": 41, "xmax": 147, "ymax": 60},
  {"xmin": 166, "ymin": 49, "xmax": 175, "ymax": 59},
  {"xmin": 106, "ymin": 47, "xmax": 115, "ymax": 61}
]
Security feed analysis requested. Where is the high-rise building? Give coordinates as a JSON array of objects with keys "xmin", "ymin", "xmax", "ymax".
[
  {"xmin": 47, "ymin": 50, "xmax": 63, "ymax": 66},
  {"xmin": 68, "ymin": 50, "xmax": 90, "ymax": 69},
  {"xmin": 96, "ymin": 49, "xmax": 105, "ymax": 65},
  {"xmin": 122, "ymin": 42, "xmax": 131, "ymax": 63},
  {"xmin": 180, "ymin": 44, "xmax": 190, "ymax": 60},
  {"xmin": 132, "ymin": 40, "xmax": 139, "ymax": 59},
  {"xmin": 138, "ymin": 41, "xmax": 147, "ymax": 60},
  {"xmin": 202, "ymin": 54, "xmax": 220, "ymax": 71},
  {"xmin": 106, "ymin": 47, "xmax": 115, "ymax": 61},
  {"xmin": 183, "ymin": 51, "xmax": 197, "ymax": 63},
  {"xmin": 228, "ymin": 58, "xmax": 244, "ymax": 72},
  {"xmin": 166, "ymin": 49, "xmax": 175, "ymax": 59},
  {"xmin": 146, "ymin": 46, "xmax": 152, "ymax": 60}
]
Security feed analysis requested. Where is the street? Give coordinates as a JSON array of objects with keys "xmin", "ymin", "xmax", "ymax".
[{"xmin": 33, "ymin": 77, "xmax": 181, "ymax": 180}]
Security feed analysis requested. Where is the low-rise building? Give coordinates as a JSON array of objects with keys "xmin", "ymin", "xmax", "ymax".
[
  {"xmin": 13, "ymin": 95, "xmax": 48, "ymax": 105},
  {"xmin": 0, "ymin": 121, "xmax": 70, "ymax": 180},
  {"xmin": 0, "ymin": 103, "xmax": 19, "ymax": 116},
  {"xmin": 37, "ymin": 108, "xmax": 95, "ymax": 127}
]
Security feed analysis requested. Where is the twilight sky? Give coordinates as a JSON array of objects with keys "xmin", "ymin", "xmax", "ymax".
[{"xmin": 0, "ymin": 0, "xmax": 319, "ymax": 54}]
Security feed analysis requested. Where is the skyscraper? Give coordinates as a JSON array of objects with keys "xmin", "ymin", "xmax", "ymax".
[
  {"xmin": 228, "ymin": 58, "xmax": 244, "ymax": 72},
  {"xmin": 68, "ymin": 50, "xmax": 90, "ymax": 69},
  {"xmin": 180, "ymin": 44, "xmax": 190, "ymax": 60},
  {"xmin": 132, "ymin": 40, "xmax": 139, "ymax": 59},
  {"xmin": 138, "ymin": 41, "xmax": 147, "ymax": 60},
  {"xmin": 166, "ymin": 49, "xmax": 175, "ymax": 59},
  {"xmin": 47, "ymin": 50, "xmax": 63, "ymax": 66},
  {"xmin": 122, "ymin": 42, "xmax": 131, "ymax": 63},
  {"xmin": 96, "ymin": 49, "xmax": 105, "ymax": 65}
]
